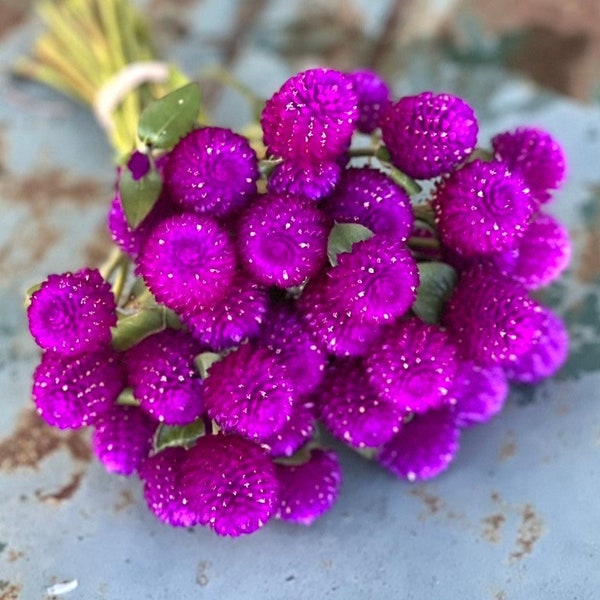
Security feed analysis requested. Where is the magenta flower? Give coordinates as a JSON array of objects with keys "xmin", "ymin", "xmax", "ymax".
[
  {"xmin": 138, "ymin": 447, "xmax": 200, "ymax": 527},
  {"xmin": 322, "ymin": 167, "xmax": 414, "ymax": 241},
  {"xmin": 492, "ymin": 127, "xmax": 566, "ymax": 203},
  {"xmin": 268, "ymin": 160, "xmax": 342, "ymax": 202},
  {"xmin": 163, "ymin": 127, "xmax": 259, "ymax": 218},
  {"xmin": 261, "ymin": 68, "xmax": 358, "ymax": 162},
  {"xmin": 275, "ymin": 448, "xmax": 342, "ymax": 525},
  {"xmin": 185, "ymin": 271, "xmax": 269, "ymax": 351},
  {"xmin": 262, "ymin": 397, "xmax": 316, "ymax": 458},
  {"xmin": 202, "ymin": 343, "xmax": 295, "ymax": 442},
  {"xmin": 28, "ymin": 268, "xmax": 117, "ymax": 357},
  {"xmin": 92, "ymin": 405, "xmax": 156, "ymax": 476},
  {"xmin": 367, "ymin": 318, "xmax": 458, "ymax": 413},
  {"xmin": 316, "ymin": 358, "xmax": 404, "ymax": 448},
  {"xmin": 124, "ymin": 329, "xmax": 204, "ymax": 425},
  {"xmin": 237, "ymin": 193, "xmax": 330, "ymax": 287},
  {"xmin": 349, "ymin": 70, "xmax": 390, "ymax": 134},
  {"xmin": 432, "ymin": 159, "xmax": 534, "ymax": 257},
  {"xmin": 137, "ymin": 213, "xmax": 237, "ymax": 317},
  {"xmin": 380, "ymin": 91, "xmax": 478, "ymax": 179},
  {"xmin": 32, "ymin": 348, "xmax": 124, "ymax": 429},
  {"xmin": 377, "ymin": 406, "xmax": 460, "ymax": 481},
  {"xmin": 180, "ymin": 434, "xmax": 279, "ymax": 536}
]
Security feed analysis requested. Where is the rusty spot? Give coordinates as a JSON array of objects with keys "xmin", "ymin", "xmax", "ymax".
[
  {"xmin": 0, "ymin": 581, "xmax": 21, "ymax": 600},
  {"xmin": 0, "ymin": 408, "xmax": 91, "ymax": 473},
  {"xmin": 113, "ymin": 489, "xmax": 135, "ymax": 512},
  {"xmin": 196, "ymin": 560, "xmax": 211, "ymax": 587},
  {"xmin": 4, "ymin": 550, "xmax": 23, "ymax": 564},
  {"xmin": 0, "ymin": 0, "xmax": 32, "ymax": 41},
  {"xmin": 510, "ymin": 504, "xmax": 546, "ymax": 563},
  {"xmin": 495, "ymin": 592, "xmax": 507, "ymax": 600},
  {"xmin": 481, "ymin": 513, "xmax": 506, "ymax": 543},
  {"xmin": 577, "ymin": 224, "xmax": 600, "ymax": 283},
  {"xmin": 409, "ymin": 486, "xmax": 443, "ymax": 516},
  {"xmin": 35, "ymin": 471, "xmax": 85, "ymax": 505},
  {"xmin": 498, "ymin": 431, "xmax": 517, "ymax": 462}
]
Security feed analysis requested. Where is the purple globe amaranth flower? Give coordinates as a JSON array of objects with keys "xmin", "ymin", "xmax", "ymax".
[
  {"xmin": 432, "ymin": 159, "xmax": 534, "ymax": 257},
  {"xmin": 442, "ymin": 265, "xmax": 544, "ymax": 367},
  {"xmin": 504, "ymin": 306, "xmax": 569, "ymax": 384},
  {"xmin": 32, "ymin": 348, "xmax": 124, "ymax": 429},
  {"xmin": 268, "ymin": 160, "xmax": 342, "ymax": 202},
  {"xmin": 202, "ymin": 343, "xmax": 295, "ymax": 442},
  {"xmin": 377, "ymin": 406, "xmax": 460, "ymax": 481},
  {"xmin": 185, "ymin": 271, "xmax": 269, "ymax": 351},
  {"xmin": 325, "ymin": 235, "xmax": 419, "ymax": 323},
  {"xmin": 163, "ymin": 127, "xmax": 259, "ymax": 218},
  {"xmin": 124, "ymin": 329, "xmax": 204, "ymax": 425},
  {"xmin": 321, "ymin": 167, "xmax": 414, "ymax": 241},
  {"xmin": 449, "ymin": 361, "xmax": 508, "ymax": 428},
  {"xmin": 366, "ymin": 318, "xmax": 458, "ymax": 414},
  {"xmin": 137, "ymin": 213, "xmax": 237, "ymax": 317},
  {"xmin": 275, "ymin": 447, "xmax": 342, "ymax": 526},
  {"xmin": 92, "ymin": 405, "xmax": 156, "ymax": 476},
  {"xmin": 261, "ymin": 68, "xmax": 359, "ymax": 162},
  {"xmin": 349, "ymin": 70, "xmax": 390, "ymax": 134},
  {"xmin": 180, "ymin": 433, "xmax": 279, "ymax": 536},
  {"xmin": 492, "ymin": 212, "xmax": 571, "ymax": 290},
  {"xmin": 28, "ymin": 268, "xmax": 117, "ymax": 357},
  {"xmin": 492, "ymin": 127, "xmax": 566, "ymax": 204},
  {"xmin": 237, "ymin": 193, "xmax": 330, "ymax": 287},
  {"xmin": 316, "ymin": 358, "xmax": 403, "ymax": 448},
  {"xmin": 380, "ymin": 91, "xmax": 478, "ymax": 179},
  {"xmin": 138, "ymin": 447, "xmax": 200, "ymax": 527}
]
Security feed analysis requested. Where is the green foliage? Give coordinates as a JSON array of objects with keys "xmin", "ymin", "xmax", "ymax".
[
  {"xmin": 119, "ymin": 166, "xmax": 162, "ymax": 228},
  {"xmin": 413, "ymin": 262, "xmax": 458, "ymax": 324},
  {"xmin": 327, "ymin": 222, "xmax": 374, "ymax": 266},
  {"xmin": 153, "ymin": 420, "xmax": 206, "ymax": 453}
]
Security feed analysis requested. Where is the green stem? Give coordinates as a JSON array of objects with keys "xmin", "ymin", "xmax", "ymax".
[{"xmin": 407, "ymin": 236, "xmax": 440, "ymax": 250}]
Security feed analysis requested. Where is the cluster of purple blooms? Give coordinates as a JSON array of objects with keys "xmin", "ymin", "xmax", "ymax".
[{"xmin": 27, "ymin": 68, "xmax": 570, "ymax": 537}]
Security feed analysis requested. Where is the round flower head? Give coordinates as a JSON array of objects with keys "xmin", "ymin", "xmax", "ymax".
[
  {"xmin": 124, "ymin": 329, "xmax": 204, "ymax": 425},
  {"xmin": 443, "ymin": 265, "xmax": 543, "ymax": 367},
  {"xmin": 450, "ymin": 361, "xmax": 508, "ymax": 428},
  {"xmin": 366, "ymin": 318, "xmax": 458, "ymax": 413},
  {"xmin": 180, "ymin": 434, "xmax": 279, "ymax": 536},
  {"xmin": 268, "ymin": 160, "xmax": 342, "ymax": 202},
  {"xmin": 504, "ymin": 306, "xmax": 568, "ymax": 384},
  {"xmin": 492, "ymin": 127, "xmax": 566, "ymax": 203},
  {"xmin": 493, "ymin": 212, "xmax": 571, "ymax": 290},
  {"xmin": 202, "ymin": 343, "xmax": 295, "ymax": 442},
  {"xmin": 32, "ymin": 348, "xmax": 124, "ymax": 429},
  {"xmin": 28, "ymin": 268, "xmax": 117, "ymax": 357},
  {"xmin": 377, "ymin": 406, "xmax": 460, "ymax": 481},
  {"xmin": 349, "ymin": 70, "xmax": 390, "ymax": 134},
  {"xmin": 92, "ymin": 405, "xmax": 156, "ymax": 476},
  {"xmin": 261, "ymin": 68, "xmax": 358, "ymax": 162},
  {"xmin": 262, "ymin": 397, "xmax": 316, "ymax": 458},
  {"xmin": 321, "ymin": 167, "xmax": 414, "ymax": 241},
  {"xmin": 316, "ymin": 358, "xmax": 404, "ymax": 448},
  {"xmin": 163, "ymin": 127, "xmax": 259, "ymax": 218},
  {"xmin": 138, "ymin": 447, "xmax": 200, "ymax": 527},
  {"xmin": 380, "ymin": 91, "xmax": 478, "ymax": 179},
  {"xmin": 275, "ymin": 448, "xmax": 342, "ymax": 525},
  {"xmin": 137, "ymin": 213, "xmax": 236, "ymax": 317},
  {"xmin": 185, "ymin": 271, "xmax": 269, "ymax": 351},
  {"xmin": 237, "ymin": 193, "xmax": 330, "ymax": 287},
  {"xmin": 432, "ymin": 159, "xmax": 534, "ymax": 257},
  {"xmin": 325, "ymin": 235, "xmax": 419, "ymax": 323}
]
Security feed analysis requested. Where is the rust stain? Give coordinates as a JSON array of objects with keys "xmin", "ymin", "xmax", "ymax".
[
  {"xmin": 113, "ymin": 489, "xmax": 135, "ymax": 512},
  {"xmin": 576, "ymin": 224, "xmax": 600, "ymax": 283},
  {"xmin": 498, "ymin": 431, "xmax": 517, "ymax": 462},
  {"xmin": 196, "ymin": 560, "xmax": 211, "ymax": 587},
  {"xmin": 0, "ymin": 408, "xmax": 92, "ymax": 473},
  {"xmin": 481, "ymin": 513, "xmax": 506, "ymax": 543},
  {"xmin": 4, "ymin": 550, "xmax": 24, "ymax": 564},
  {"xmin": 35, "ymin": 471, "xmax": 85, "ymax": 505},
  {"xmin": 409, "ymin": 486, "xmax": 443, "ymax": 516},
  {"xmin": 0, "ymin": 0, "xmax": 32, "ymax": 41},
  {"xmin": 510, "ymin": 504, "xmax": 546, "ymax": 563},
  {"xmin": 0, "ymin": 581, "xmax": 21, "ymax": 600}
]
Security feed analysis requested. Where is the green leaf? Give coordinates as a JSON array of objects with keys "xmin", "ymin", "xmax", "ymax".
[
  {"xmin": 120, "ymin": 167, "xmax": 162, "ymax": 228},
  {"xmin": 24, "ymin": 282, "xmax": 42, "ymax": 308},
  {"xmin": 111, "ymin": 306, "xmax": 180, "ymax": 351},
  {"xmin": 327, "ymin": 222, "xmax": 374, "ymax": 266},
  {"xmin": 153, "ymin": 420, "xmax": 206, "ymax": 453},
  {"xmin": 115, "ymin": 387, "xmax": 140, "ymax": 407},
  {"xmin": 194, "ymin": 352, "xmax": 223, "ymax": 380},
  {"xmin": 412, "ymin": 262, "xmax": 458, "ymax": 324},
  {"xmin": 137, "ymin": 83, "xmax": 200, "ymax": 149}
]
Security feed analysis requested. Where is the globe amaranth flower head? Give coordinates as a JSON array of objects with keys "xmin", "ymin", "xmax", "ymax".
[
  {"xmin": 137, "ymin": 213, "xmax": 237, "ymax": 318},
  {"xmin": 380, "ymin": 91, "xmax": 478, "ymax": 179},
  {"xmin": 377, "ymin": 406, "xmax": 460, "ymax": 481},
  {"xmin": 28, "ymin": 268, "xmax": 117, "ymax": 357},
  {"xmin": 32, "ymin": 348, "xmax": 124, "ymax": 429},
  {"xmin": 262, "ymin": 397, "xmax": 316, "ymax": 458},
  {"xmin": 492, "ymin": 126, "xmax": 566, "ymax": 204},
  {"xmin": 275, "ymin": 447, "xmax": 342, "ymax": 525},
  {"xmin": 237, "ymin": 193, "xmax": 330, "ymax": 287},
  {"xmin": 180, "ymin": 433, "xmax": 279, "ymax": 536},
  {"xmin": 163, "ymin": 126, "xmax": 259, "ymax": 218},
  {"xmin": 261, "ymin": 68, "xmax": 359, "ymax": 162},
  {"xmin": 366, "ymin": 318, "xmax": 458, "ymax": 414},
  {"xmin": 202, "ymin": 343, "xmax": 295, "ymax": 443},
  {"xmin": 92, "ymin": 404, "xmax": 156, "ymax": 476},
  {"xmin": 349, "ymin": 70, "xmax": 390, "ymax": 134},
  {"xmin": 321, "ymin": 167, "xmax": 414, "ymax": 241},
  {"xmin": 268, "ymin": 160, "xmax": 342, "ymax": 202},
  {"xmin": 124, "ymin": 329, "xmax": 204, "ymax": 425},
  {"xmin": 432, "ymin": 159, "xmax": 534, "ymax": 257}
]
